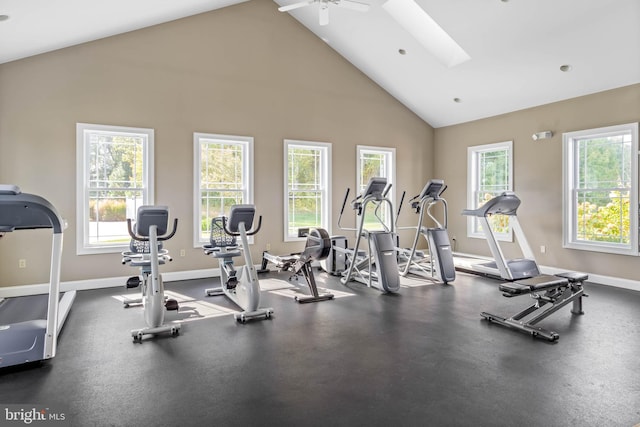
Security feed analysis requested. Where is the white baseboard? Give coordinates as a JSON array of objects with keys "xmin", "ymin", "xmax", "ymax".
[
  {"xmin": 0, "ymin": 268, "xmax": 222, "ymax": 298},
  {"xmin": 539, "ymin": 265, "xmax": 640, "ymax": 292},
  {"xmin": 2, "ymin": 259, "xmax": 638, "ymax": 298}
]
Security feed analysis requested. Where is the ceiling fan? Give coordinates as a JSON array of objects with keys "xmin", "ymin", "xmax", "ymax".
[{"xmin": 278, "ymin": 0, "xmax": 370, "ymax": 26}]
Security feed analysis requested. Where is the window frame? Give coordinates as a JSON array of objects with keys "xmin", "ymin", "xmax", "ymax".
[
  {"xmin": 193, "ymin": 133, "xmax": 254, "ymax": 247},
  {"xmin": 76, "ymin": 123, "xmax": 154, "ymax": 255},
  {"xmin": 562, "ymin": 122, "xmax": 639, "ymax": 255},
  {"xmin": 283, "ymin": 139, "xmax": 332, "ymax": 242},
  {"xmin": 356, "ymin": 145, "xmax": 396, "ymax": 228},
  {"xmin": 467, "ymin": 140, "xmax": 513, "ymax": 240}
]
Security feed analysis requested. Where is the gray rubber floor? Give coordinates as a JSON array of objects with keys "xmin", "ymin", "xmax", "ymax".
[{"xmin": 1, "ymin": 270, "xmax": 639, "ymax": 426}]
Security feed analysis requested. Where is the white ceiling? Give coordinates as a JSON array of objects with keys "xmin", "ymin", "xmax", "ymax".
[{"xmin": 1, "ymin": 0, "xmax": 638, "ymax": 128}]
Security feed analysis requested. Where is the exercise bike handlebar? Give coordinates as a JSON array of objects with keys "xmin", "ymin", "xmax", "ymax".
[
  {"xmin": 223, "ymin": 215, "xmax": 263, "ymax": 237},
  {"xmin": 126, "ymin": 218, "xmax": 179, "ymax": 242}
]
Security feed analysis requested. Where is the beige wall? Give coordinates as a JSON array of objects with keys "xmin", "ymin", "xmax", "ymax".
[
  {"xmin": 0, "ymin": 0, "xmax": 433, "ymax": 287},
  {"xmin": 3, "ymin": 0, "xmax": 637, "ymax": 288},
  {"xmin": 435, "ymin": 83, "xmax": 640, "ymax": 281}
]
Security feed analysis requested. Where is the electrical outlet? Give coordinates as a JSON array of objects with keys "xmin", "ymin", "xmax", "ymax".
[
  {"xmin": 180, "ymin": 249, "xmax": 186, "ymax": 257},
  {"xmin": 540, "ymin": 245, "xmax": 546, "ymax": 254},
  {"xmin": 18, "ymin": 259, "xmax": 26, "ymax": 268},
  {"xmin": 266, "ymin": 243, "xmax": 271, "ymax": 251}
]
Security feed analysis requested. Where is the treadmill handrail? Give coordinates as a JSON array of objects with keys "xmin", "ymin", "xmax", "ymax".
[
  {"xmin": 0, "ymin": 186, "xmax": 64, "ymax": 233},
  {"xmin": 461, "ymin": 191, "xmax": 520, "ymax": 217}
]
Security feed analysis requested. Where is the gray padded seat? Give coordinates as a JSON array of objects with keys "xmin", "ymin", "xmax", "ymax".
[{"xmin": 499, "ymin": 274, "xmax": 569, "ymax": 296}]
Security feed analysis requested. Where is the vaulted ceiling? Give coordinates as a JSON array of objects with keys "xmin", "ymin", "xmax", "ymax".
[{"xmin": 1, "ymin": 0, "xmax": 638, "ymax": 127}]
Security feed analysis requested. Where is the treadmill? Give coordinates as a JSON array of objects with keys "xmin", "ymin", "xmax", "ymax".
[
  {"xmin": 460, "ymin": 191, "xmax": 539, "ymax": 281},
  {"xmin": 0, "ymin": 184, "xmax": 76, "ymax": 368}
]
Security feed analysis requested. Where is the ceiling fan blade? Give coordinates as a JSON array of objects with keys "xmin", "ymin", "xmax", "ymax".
[
  {"xmin": 319, "ymin": 5, "xmax": 329, "ymax": 25},
  {"xmin": 278, "ymin": 0, "xmax": 316, "ymax": 12},
  {"xmin": 337, "ymin": 0, "xmax": 370, "ymax": 12}
]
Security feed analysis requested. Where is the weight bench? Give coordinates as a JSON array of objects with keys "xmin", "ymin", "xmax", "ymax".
[
  {"xmin": 261, "ymin": 228, "xmax": 334, "ymax": 303},
  {"xmin": 481, "ymin": 272, "xmax": 588, "ymax": 341}
]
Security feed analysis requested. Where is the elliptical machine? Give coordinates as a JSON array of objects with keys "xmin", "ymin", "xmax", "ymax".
[
  {"xmin": 121, "ymin": 205, "xmax": 180, "ymax": 342},
  {"xmin": 203, "ymin": 204, "xmax": 274, "ymax": 322},
  {"xmin": 336, "ymin": 177, "xmax": 400, "ymax": 293},
  {"xmin": 397, "ymin": 179, "xmax": 456, "ymax": 284}
]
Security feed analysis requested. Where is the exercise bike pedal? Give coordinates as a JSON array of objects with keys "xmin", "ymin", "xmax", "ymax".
[
  {"xmin": 225, "ymin": 276, "xmax": 238, "ymax": 289},
  {"xmin": 165, "ymin": 299, "xmax": 179, "ymax": 311},
  {"xmin": 126, "ymin": 276, "xmax": 142, "ymax": 289}
]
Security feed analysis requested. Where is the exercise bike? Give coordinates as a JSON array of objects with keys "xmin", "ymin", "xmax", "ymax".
[
  {"xmin": 260, "ymin": 227, "xmax": 334, "ymax": 303},
  {"xmin": 203, "ymin": 204, "xmax": 274, "ymax": 322},
  {"xmin": 396, "ymin": 179, "xmax": 455, "ymax": 284},
  {"xmin": 121, "ymin": 205, "xmax": 180, "ymax": 342},
  {"xmin": 336, "ymin": 177, "xmax": 400, "ymax": 293}
]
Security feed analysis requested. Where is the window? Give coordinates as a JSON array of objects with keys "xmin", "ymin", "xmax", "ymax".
[
  {"xmin": 356, "ymin": 145, "xmax": 395, "ymax": 229},
  {"xmin": 284, "ymin": 140, "xmax": 331, "ymax": 241},
  {"xmin": 467, "ymin": 141, "xmax": 513, "ymax": 239},
  {"xmin": 563, "ymin": 123, "xmax": 639, "ymax": 255},
  {"xmin": 76, "ymin": 123, "xmax": 154, "ymax": 254},
  {"xmin": 194, "ymin": 133, "xmax": 253, "ymax": 246}
]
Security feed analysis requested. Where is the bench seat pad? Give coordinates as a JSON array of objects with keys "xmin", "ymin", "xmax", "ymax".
[
  {"xmin": 499, "ymin": 274, "xmax": 568, "ymax": 295},
  {"xmin": 554, "ymin": 271, "xmax": 588, "ymax": 283}
]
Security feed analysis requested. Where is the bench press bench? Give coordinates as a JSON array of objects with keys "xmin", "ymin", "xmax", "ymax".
[{"xmin": 481, "ymin": 272, "xmax": 588, "ymax": 341}]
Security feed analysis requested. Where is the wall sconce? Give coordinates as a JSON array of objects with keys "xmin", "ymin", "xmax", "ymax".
[{"xmin": 532, "ymin": 131, "xmax": 554, "ymax": 141}]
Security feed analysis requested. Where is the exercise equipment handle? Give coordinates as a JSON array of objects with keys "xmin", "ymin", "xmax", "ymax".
[
  {"xmin": 397, "ymin": 191, "xmax": 406, "ymax": 215},
  {"xmin": 340, "ymin": 188, "xmax": 350, "ymax": 215},
  {"xmin": 126, "ymin": 218, "xmax": 179, "ymax": 242},
  {"xmin": 222, "ymin": 215, "xmax": 262, "ymax": 236},
  {"xmin": 337, "ymin": 188, "xmax": 355, "ymax": 230},
  {"xmin": 126, "ymin": 218, "xmax": 140, "ymax": 241},
  {"xmin": 382, "ymin": 183, "xmax": 392, "ymax": 198},
  {"xmin": 158, "ymin": 218, "xmax": 179, "ymax": 242},
  {"xmin": 247, "ymin": 215, "xmax": 262, "ymax": 236},
  {"xmin": 396, "ymin": 191, "xmax": 406, "ymax": 226}
]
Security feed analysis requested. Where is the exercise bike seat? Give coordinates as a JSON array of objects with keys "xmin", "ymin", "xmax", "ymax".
[
  {"xmin": 203, "ymin": 244, "xmax": 242, "ymax": 258},
  {"xmin": 123, "ymin": 240, "xmax": 170, "ymax": 267},
  {"xmin": 205, "ymin": 217, "xmax": 241, "ymax": 258},
  {"xmin": 499, "ymin": 274, "xmax": 568, "ymax": 296}
]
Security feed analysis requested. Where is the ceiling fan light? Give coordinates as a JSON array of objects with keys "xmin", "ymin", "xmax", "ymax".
[{"xmin": 382, "ymin": 0, "xmax": 470, "ymax": 68}]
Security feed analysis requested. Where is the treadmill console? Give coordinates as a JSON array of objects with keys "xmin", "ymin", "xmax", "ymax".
[{"xmin": 0, "ymin": 184, "xmax": 21, "ymax": 195}]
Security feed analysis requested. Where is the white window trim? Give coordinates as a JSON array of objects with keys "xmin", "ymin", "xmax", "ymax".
[
  {"xmin": 467, "ymin": 140, "xmax": 513, "ymax": 241},
  {"xmin": 283, "ymin": 139, "xmax": 332, "ymax": 242},
  {"xmin": 562, "ymin": 122, "xmax": 639, "ymax": 256},
  {"xmin": 193, "ymin": 133, "xmax": 254, "ymax": 247},
  {"xmin": 356, "ymin": 145, "xmax": 396, "ymax": 208},
  {"xmin": 76, "ymin": 123, "xmax": 154, "ymax": 255}
]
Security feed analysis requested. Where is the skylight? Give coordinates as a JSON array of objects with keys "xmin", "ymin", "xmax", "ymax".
[{"xmin": 382, "ymin": 0, "xmax": 470, "ymax": 68}]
